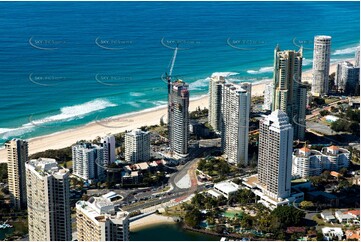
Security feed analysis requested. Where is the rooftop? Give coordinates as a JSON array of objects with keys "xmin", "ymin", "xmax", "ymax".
[
  {"xmin": 345, "ymin": 210, "xmax": 360, "ymax": 216},
  {"xmin": 214, "ymin": 181, "xmax": 239, "ymax": 194}
]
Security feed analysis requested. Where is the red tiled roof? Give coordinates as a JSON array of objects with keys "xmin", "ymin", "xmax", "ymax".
[
  {"xmin": 300, "ymin": 147, "xmax": 310, "ymax": 152},
  {"xmin": 330, "ymin": 171, "xmax": 341, "ymax": 177},
  {"xmin": 328, "ymin": 145, "xmax": 339, "ymax": 151},
  {"xmin": 345, "ymin": 210, "xmax": 360, "ymax": 216}
]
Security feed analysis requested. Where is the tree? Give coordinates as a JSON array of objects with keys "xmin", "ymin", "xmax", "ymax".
[
  {"xmin": 270, "ymin": 206, "xmax": 305, "ymax": 228},
  {"xmin": 339, "ymin": 167, "xmax": 348, "ymax": 176},
  {"xmin": 184, "ymin": 208, "xmax": 202, "ymax": 228},
  {"xmin": 300, "ymin": 201, "xmax": 314, "ymax": 210},
  {"xmin": 338, "ymin": 179, "xmax": 350, "ymax": 190},
  {"xmin": 309, "ymin": 175, "xmax": 322, "ymax": 186},
  {"xmin": 320, "ymin": 110, "xmax": 330, "ymax": 116}
]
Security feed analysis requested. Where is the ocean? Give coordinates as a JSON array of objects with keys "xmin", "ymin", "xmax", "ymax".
[{"xmin": 0, "ymin": 1, "xmax": 359, "ymax": 147}]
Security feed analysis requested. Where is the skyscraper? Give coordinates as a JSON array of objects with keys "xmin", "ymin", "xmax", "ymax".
[
  {"xmin": 101, "ymin": 135, "xmax": 116, "ymax": 166},
  {"xmin": 124, "ymin": 129, "xmax": 150, "ymax": 163},
  {"xmin": 25, "ymin": 158, "xmax": 71, "ymax": 241},
  {"xmin": 272, "ymin": 45, "xmax": 306, "ymax": 140},
  {"xmin": 76, "ymin": 196, "xmax": 129, "ymax": 241},
  {"xmin": 311, "ymin": 35, "xmax": 332, "ymax": 96},
  {"xmin": 258, "ymin": 110, "xmax": 293, "ymax": 200},
  {"xmin": 355, "ymin": 46, "xmax": 360, "ymax": 67},
  {"xmin": 263, "ymin": 82, "xmax": 274, "ymax": 111},
  {"xmin": 6, "ymin": 138, "xmax": 28, "ymax": 210},
  {"xmin": 221, "ymin": 82, "xmax": 251, "ymax": 165},
  {"xmin": 168, "ymin": 80, "xmax": 189, "ymax": 156},
  {"xmin": 72, "ymin": 143, "xmax": 104, "ymax": 181},
  {"xmin": 335, "ymin": 61, "xmax": 360, "ymax": 94},
  {"xmin": 208, "ymin": 75, "xmax": 225, "ymax": 133}
]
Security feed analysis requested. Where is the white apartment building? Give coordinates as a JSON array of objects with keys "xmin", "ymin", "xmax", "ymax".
[
  {"xmin": 76, "ymin": 196, "xmax": 129, "ymax": 241},
  {"xmin": 335, "ymin": 61, "xmax": 360, "ymax": 94},
  {"xmin": 263, "ymin": 82, "xmax": 274, "ymax": 111},
  {"xmin": 25, "ymin": 158, "xmax": 71, "ymax": 241},
  {"xmin": 292, "ymin": 145, "xmax": 350, "ymax": 178},
  {"xmin": 312, "ymin": 35, "xmax": 332, "ymax": 96},
  {"xmin": 292, "ymin": 147, "xmax": 322, "ymax": 178},
  {"xmin": 125, "ymin": 129, "xmax": 150, "ymax": 163},
  {"xmin": 72, "ymin": 143, "xmax": 104, "ymax": 181},
  {"xmin": 221, "ymin": 82, "xmax": 251, "ymax": 165},
  {"xmin": 321, "ymin": 145, "xmax": 350, "ymax": 171},
  {"xmin": 101, "ymin": 135, "xmax": 116, "ymax": 165},
  {"xmin": 6, "ymin": 138, "xmax": 28, "ymax": 210},
  {"xmin": 258, "ymin": 110, "xmax": 293, "ymax": 200}
]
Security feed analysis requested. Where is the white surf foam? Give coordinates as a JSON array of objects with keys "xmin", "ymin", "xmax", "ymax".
[
  {"xmin": 129, "ymin": 92, "xmax": 145, "ymax": 97},
  {"xmin": 333, "ymin": 46, "xmax": 358, "ymax": 55},
  {"xmin": 0, "ymin": 98, "xmax": 117, "ymax": 139},
  {"xmin": 247, "ymin": 66, "xmax": 273, "ymax": 74}
]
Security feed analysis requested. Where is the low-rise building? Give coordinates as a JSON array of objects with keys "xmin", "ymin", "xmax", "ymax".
[
  {"xmin": 292, "ymin": 145, "xmax": 350, "ymax": 179},
  {"xmin": 242, "ymin": 174, "xmax": 304, "ymax": 210},
  {"xmin": 335, "ymin": 210, "xmax": 357, "ymax": 224},
  {"xmin": 320, "ymin": 211, "xmax": 337, "ymax": 223},
  {"xmin": 214, "ymin": 181, "xmax": 239, "ymax": 199},
  {"xmin": 292, "ymin": 147, "xmax": 322, "ymax": 178},
  {"xmin": 322, "ymin": 227, "xmax": 343, "ymax": 241},
  {"xmin": 345, "ymin": 229, "xmax": 360, "ymax": 241}
]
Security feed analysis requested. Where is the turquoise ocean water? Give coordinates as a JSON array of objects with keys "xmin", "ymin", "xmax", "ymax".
[{"xmin": 0, "ymin": 1, "xmax": 359, "ymax": 147}]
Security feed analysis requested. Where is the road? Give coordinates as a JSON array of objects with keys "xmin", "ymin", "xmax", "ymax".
[{"xmin": 121, "ymin": 146, "xmax": 213, "ymax": 212}]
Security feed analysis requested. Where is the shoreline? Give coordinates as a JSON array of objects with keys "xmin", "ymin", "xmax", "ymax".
[
  {"xmin": 0, "ymin": 58, "xmax": 356, "ymax": 163},
  {"xmin": 130, "ymin": 214, "xmax": 176, "ymax": 232}
]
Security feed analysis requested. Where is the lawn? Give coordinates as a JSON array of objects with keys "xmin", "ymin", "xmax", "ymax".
[
  {"xmin": 325, "ymin": 98, "xmax": 339, "ymax": 105},
  {"xmin": 162, "ymin": 203, "xmax": 186, "ymax": 217},
  {"xmin": 223, "ymin": 209, "xmax": 243, "ymax": 219}
]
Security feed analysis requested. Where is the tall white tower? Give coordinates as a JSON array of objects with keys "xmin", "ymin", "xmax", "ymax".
[
  {"xmin": 312, "ymin": 35, "xmax": 332, "ymax": 96},
  {"xmin": 6, "ymin": 138, "xmax": 28, "ymax": 210},
  {"xmin": 272, "ymin": 46, "xmax": 306, "ymax": 140},
  {"xmin": 258, "ymin": 110, "xmax": 293, "ymax": 200},
  {"xmin": 221, "ymin": 82, "xmax": 251, "ymax": 165},
  {"xmin": 26, "ymin": 158, "xmax": 71, "ymax": 241}
]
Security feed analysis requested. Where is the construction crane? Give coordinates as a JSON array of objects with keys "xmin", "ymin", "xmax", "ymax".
[{"xmin": 166, "ymin": 45, "xmax": 179, "ymax": 93}]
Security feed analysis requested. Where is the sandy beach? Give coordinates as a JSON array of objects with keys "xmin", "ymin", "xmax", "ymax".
[
  {"xmin": 130, "ymin": 214, "xmax": 176, "ymax": 231},
  {"xmin": 0, "ymin": 59, "xmax": 354, "ymax": 163}
]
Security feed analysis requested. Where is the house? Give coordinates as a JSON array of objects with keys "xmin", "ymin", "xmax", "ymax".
[
  {"xmin": 320, "ymin": 211, "xmax": 337, "ymax": 223},
  {"xmin": 345, "ymin": 229, "xmax": 360, "ymax": 240},
  {"xmin": 344, "ymin": 209, "xmax": 360, "ymax": 219},
  {"xmin": 322, "ymin": 227, "xmax": 344, "ymax": 241},
  {"xmin": 335, "ymin": 210, "xmax": 355, "ymax": 224},
  {"xmin": 330, "ymin": 171, "xmax": 342, "ymax": 179}
]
